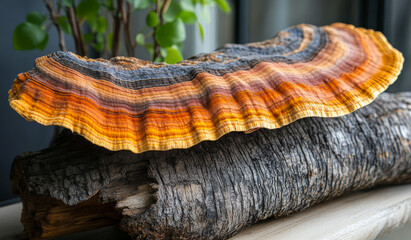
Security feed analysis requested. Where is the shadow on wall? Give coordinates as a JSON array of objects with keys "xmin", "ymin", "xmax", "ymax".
[
  {"xmin": 389, "ymin": 0, "xmax": 411, "ymax": 92},
  {"xmin": 0, "ymin": 1, "xmax": 67, "ymax": 203}
]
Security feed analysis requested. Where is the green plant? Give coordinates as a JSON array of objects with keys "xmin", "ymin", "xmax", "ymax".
[{"xmin": 13, "ymin": 0, "xmax": 230, "ymax": 63}]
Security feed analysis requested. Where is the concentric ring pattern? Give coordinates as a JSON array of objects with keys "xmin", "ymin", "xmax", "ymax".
[{"xmin": 9, "ymin": 23, "xmax": 404, "ymax": 153}]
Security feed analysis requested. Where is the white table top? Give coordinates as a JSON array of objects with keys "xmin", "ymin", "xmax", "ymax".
[
  {"xmin": 1, "ymin": 184, "xmax": 410, "ymax": 240},
  {"xmin": 232, "ymin": 184, "xmax": 411, "ymax": 240}
]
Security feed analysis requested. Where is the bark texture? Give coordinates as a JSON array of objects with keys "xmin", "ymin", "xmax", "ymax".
[{"xmin": 10, "ymin": 92, "xmax": 411, "ymax": 239}]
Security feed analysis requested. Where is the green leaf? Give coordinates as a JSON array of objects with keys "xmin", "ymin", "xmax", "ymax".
[
  {"xmin": 62, "ymin": 0, "xmax": 75, "ymax": 6},
  {"xmin": 180, "ymin": 0, "xmax": 195, "ymax": 11},
  {"xmin": 165, "ymin": 46, "xmax": 183, "ymax": 64},
  {"xmin": 155, "ymin": 19, "xmax": 186, "ymax": 47},
  {"xmin": 26, "ymin": 11, "xmax": 46, "ymax": 25},
  {"xmin": 13, "ymin": 22, "xmax": 48, "ymax": 50},
  {"xmin": 86, "ymin": 16, "xmax": 98, "ymax": 32},
  {"xmin": 83, "ymin": 33, "xmax": 94, "ymax": 43},
  {"xmin": 163, "ymin": 1, "xmax": 182, "ymax": 22},
  {"xmin": 107, "ymin": 33, "xmax": 113, "ymax": 50},
  {"xmin": 127, "ymin": 0, "xmax": 150, "ymax": 10},
  {"xmin": 199, "ymin": 4, "xmax": 210, "ymax": 23},
  {"xmin": 56, "ymin": 16, "xmax": 72, "ymax": 34},
  {"xmin": 175, "ymin": 42, "xmax": 184, "ymax": 52},
  {"xmin": 97, "ymin": 16, "xmax": 107, "ymax": 33},
  {"xmin": 136, "ymin": 33, "xmax": 145, "ymax": 45},
  {"xmin": 37, "ymin": 33, "xmax": 49, "ymax": 50},
  {"xmin": 92, "ymin": 42, "xmax": 104, "ymax": 51},
  {"xmin": 197, "ymin": 22, "xmax": 204, "ymax": 41},
  {"xmin": 77, "ymin": 0, "xmax": 101, "ymax": 19},
  {"xmin": 177, "ymin": 10, "xmax": 197, "ymax": 24},
  {"xmin": 145, "ymin": 43, "xmax": 153, "ymax": 58},
  {"xmin": 214, "ymin": 0, "xmax": 231, "ymax": 12},
  {"xmin": 199, "ymin": 0, "xmax": 213, "ymax": 5},
  {"xmin": 96, "ymin": 32, "xmax": 104, "ymax": 43},
  {"xmin": 146, "ymin": 11, "xmax": 159, "ymax": 27},
  {"xmin": 106, "ymin": 0, "xmax": 115, "ymax": 10},
  {"xmin": 86, "ymin": 15, "xmax": 106, "ymax": 33},
  {"xmin": 160, "ymin": 47, "xmax": 167, "ymax": 58},
  {"xmin": 93, "ymin": 33, "xmax": 105, "ymax": 51}
]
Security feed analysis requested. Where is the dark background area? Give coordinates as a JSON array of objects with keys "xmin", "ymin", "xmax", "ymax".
[
  {"xmin": 1, "ymin": 0, "xmax": 410, "ymax": 204},
  {"xmin": 0, "ymin": 2, "xmax": 74, "ymax": 205}
]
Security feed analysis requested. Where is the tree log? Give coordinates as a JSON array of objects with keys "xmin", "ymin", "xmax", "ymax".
[{"xmin": 10, "ymin": 92, "xmax": 411, "ymax": 239}]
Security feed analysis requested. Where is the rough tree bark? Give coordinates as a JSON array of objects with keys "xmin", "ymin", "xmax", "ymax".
[{"xmin": 10, "ymin": 93, "xmax": 411, "ymax": 240}]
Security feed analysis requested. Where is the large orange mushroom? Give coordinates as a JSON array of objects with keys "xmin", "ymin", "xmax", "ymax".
[{"xmin": 9, "ymin": 23, "xmax": 403, "ymax": 153}]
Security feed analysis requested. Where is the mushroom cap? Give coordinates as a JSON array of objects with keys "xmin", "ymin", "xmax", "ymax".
[{"xmin": 9, "ymin": 23, "xmax": 403, "ymax": 153}]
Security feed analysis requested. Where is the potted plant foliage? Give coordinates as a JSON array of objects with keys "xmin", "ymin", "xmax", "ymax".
[{"xmin": 13, "ymin": 0, "xmax": 231, "ymax": 63}]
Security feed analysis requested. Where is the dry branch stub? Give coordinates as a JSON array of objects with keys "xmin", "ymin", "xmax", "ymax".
[{"xmin": 11, "ymin": 92, "xmax": 411, "ymax": 239}]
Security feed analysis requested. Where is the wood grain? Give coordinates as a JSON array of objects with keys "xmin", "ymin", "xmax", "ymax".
[
  {"xmin": 10, "ymin": 92, "xmax": 411, "ymax": 239},
  {"xmin": 2, "ymin": 185, "xmax": 411, "ymax": 240}
]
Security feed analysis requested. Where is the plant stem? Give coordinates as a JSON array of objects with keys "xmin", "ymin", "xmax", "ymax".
[
  {"xmin": 153, "ymin": 0, "xmax": 162, "ymax": 61},
  {"xmin": 44, "ymin": 0, "xmax": 66, "ymax": 51},
  {"xmin": 152, "ymin": 0, "xmax": 172, "ymax": 61},
  {"xmin": 112, "ymin": 0, "xmax": 123, "ymax": 57},
  {"xmin": 122, "ymin": 2, "xmax": 135, "ymax": 57},
  {"xmin": 66, "ymin": 5, "xmax": 86, "ymax": 56},
  {"xmin": 161, "ymin": 0, "xmax": 172, "ymax": 16}
]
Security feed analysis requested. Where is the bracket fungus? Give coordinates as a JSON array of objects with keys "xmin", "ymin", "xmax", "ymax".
[{"xmin": 9, "ymin": 23, "xmax": 403, "ymax": 153}]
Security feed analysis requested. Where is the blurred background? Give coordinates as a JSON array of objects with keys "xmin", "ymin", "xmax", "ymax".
[{"xmin": 1, "ymin": 0, "xmax": 410, "ymax": 205}]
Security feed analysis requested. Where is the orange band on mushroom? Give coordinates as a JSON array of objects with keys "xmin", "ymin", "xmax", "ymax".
[{"xmin": 9, "ymin": 23, "xmax": 404, "ymax": 153}]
